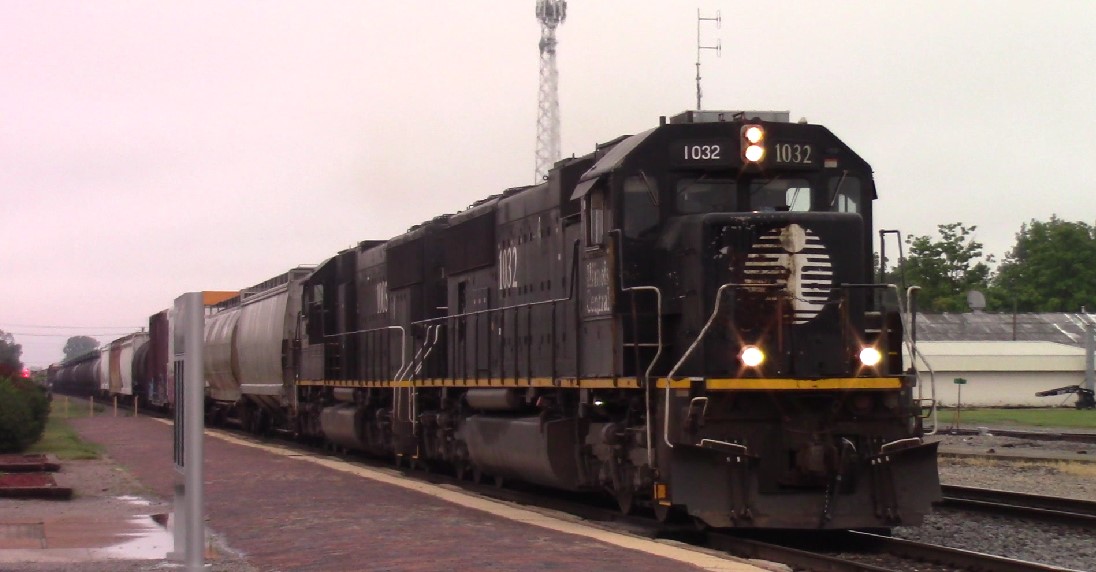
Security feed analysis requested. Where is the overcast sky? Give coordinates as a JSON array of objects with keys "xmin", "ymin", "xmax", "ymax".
[{"xmin": 3, "ymin": 1, "xmax": 1094, "ymax": 367}]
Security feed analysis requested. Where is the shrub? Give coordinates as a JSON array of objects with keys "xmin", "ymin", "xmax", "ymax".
[{"xmin": 0, "ymin": 376, "xmax": 50, "ymax": 453}]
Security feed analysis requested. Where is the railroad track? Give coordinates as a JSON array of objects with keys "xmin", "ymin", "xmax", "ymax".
[
  {"xmin": 706, "ymin": 530, "xmax": 1084, "ymax": 572},
  {"xmin": 940, "ymin": 484, "xmax": 1096, "ymax": 527},
  {"xmin": 947, "ymin": 428, "xmax": 1096, "ymax": 444},
  {"xmin": 427, "ymin": 476, "xmax": 1087, "ymax": 572}
]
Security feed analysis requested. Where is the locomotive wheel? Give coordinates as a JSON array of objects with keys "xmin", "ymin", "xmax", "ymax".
[
  {"xmin": 653, "ymin": 503, "xmax": 686, "ymax": 524},
  {"xmin": 615, "ymin": 489, "xmax": 636, "ymax": 516}
]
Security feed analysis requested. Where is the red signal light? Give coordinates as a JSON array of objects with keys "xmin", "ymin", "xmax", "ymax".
[{"xmin": 21, "ymin": 367, "xmax": 30, "ymax": 379}]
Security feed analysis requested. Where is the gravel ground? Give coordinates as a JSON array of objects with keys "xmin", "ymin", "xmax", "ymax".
[
  {"xmin": 931, "ymin": 431, "xmax": 1096, "ymax": 500},
  {"xmin": 893, "ymin": 430, "xmax": 1096, "ymax": 572}
]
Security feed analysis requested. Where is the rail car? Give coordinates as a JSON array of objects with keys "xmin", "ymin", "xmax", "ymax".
[
  {"xmin": 50, "ymin": 292, "xmax": 236, "ymax": 405},
  {"xmin": 50, "ymin": 333, "xmax": 148, "ymax": 399}
]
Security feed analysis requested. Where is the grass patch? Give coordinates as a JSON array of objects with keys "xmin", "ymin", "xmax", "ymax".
[
  {"xmin": 25, "ymin": 405, "xmax": 101, "ymax": 460},
  {"xmin": 941, "ymin": 407, "xmax": 1096, "ymax": 429}
]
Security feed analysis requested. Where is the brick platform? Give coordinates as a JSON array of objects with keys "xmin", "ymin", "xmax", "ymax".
[{"xmin": 69, "ymin": 417, "xmax": 764, "ymax": 572}]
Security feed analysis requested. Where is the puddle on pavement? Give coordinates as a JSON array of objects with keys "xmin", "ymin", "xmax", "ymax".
[
  {"xmin": 114, "ymin": 495, "xmax": 154, "ymax": 506},
  {"xmin": 88, "ymin": 513, "xmax": 173, "ymax": 560}
]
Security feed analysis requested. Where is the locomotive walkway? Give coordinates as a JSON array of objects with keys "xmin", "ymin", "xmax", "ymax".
[{"xmin": 12, "ymin": 415, "xmax": 769, "ymax": 571}]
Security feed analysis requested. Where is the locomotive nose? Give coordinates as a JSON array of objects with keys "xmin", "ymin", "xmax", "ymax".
[{"xmin": 676, "ymin": 211, "xmax": 866, "ymax": 378}]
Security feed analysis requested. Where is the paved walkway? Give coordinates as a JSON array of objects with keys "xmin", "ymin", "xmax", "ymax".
[{"xmin": 65, "ymin": 416, "xmax": 767, "ymax": 572}]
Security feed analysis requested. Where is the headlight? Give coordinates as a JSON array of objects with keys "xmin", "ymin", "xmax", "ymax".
[
  {"xmin": 859, "ymin": 346, "xmax": 882, "ymax": 367},
  {"xmin": 740, "ymin": 345, "xmax": 765, "ymax": 367},
  {"xmin": 744, "ymin": 144, "xmax": 765, "ymax": 162},
  {"xmin": 743, "ymin": 125, "xmax": 764, "ymax": 144}
]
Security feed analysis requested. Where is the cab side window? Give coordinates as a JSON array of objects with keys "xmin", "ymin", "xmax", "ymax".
[
  {"xmin": 623, "ymin": 176, "xmax": 659, "ymax": 239},
  {"xmin": 828, "ymin": 175, "xmax": 861, "ymax": 213},
  {"xmin": 585, "ymin": 189, "xmax": 607, "ymax": 247}
]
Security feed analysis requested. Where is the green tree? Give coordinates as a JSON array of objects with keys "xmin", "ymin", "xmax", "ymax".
[
  {"xmin": 896, "ymin": 223, "xmax": 994, "ymax": 312},
  {"xmin": 0, "ymin": 329, "xmax": 22, "ymax": 379},
  {"xmin": 989, "ymin": 217, "xmax": 1096, "ymax": 311},
  {"xmin": 63, "ymin": 335, "xmax": 100, "ymax": 361}
]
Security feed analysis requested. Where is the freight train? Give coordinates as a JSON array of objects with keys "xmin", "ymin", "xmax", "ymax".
[{"xmin": 51, "ymin": 110, "xmax": 941, "ymax": 529}]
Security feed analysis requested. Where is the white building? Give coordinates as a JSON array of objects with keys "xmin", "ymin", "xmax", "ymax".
[{"xmin": 910, "ymin": 340, "xmax": 1087, "ymax": 407}]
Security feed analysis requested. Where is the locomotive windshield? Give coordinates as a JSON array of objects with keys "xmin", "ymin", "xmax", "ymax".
[
  {"xmin": 675, "ymin": 177, "xmax": 736, "ymax": 213},
  {"xmin": 748, "ymin": 178, "xmax": 811, "ymax": 211},
  {"xmin": 667, "ymin": 173, "xmax": 865, "ymax": 216}
]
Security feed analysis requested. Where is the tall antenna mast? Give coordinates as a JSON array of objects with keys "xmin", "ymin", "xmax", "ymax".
[
  {"xmin": 695, "ymin": 9, "xmax": 721, "ymax": 111},
  {"xmin": 535, "ymin": 0, "xmax": 567, "ymax": 182}
]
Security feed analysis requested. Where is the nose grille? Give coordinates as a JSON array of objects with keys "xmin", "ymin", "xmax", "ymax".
[{"xmin": 742, "ymin": 224, "xmax": 833, "ymax": 324}]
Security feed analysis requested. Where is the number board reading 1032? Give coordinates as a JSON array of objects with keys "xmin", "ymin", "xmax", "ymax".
[
  {"xmin": 673, "ymin": 140, "xmax": 734, "ymax": 166},
  {"xmin": 771, "ymin": 142, "xmax": 816, "ymax": 167}
]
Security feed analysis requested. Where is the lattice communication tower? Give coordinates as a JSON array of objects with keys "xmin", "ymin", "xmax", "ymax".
[{"xmin": 535, "ymin": 0, "xmax": 567, "ymax": 182}]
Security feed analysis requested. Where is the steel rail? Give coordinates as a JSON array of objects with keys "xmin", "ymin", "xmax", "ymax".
[
  {"xmin": 849, "ymin": 531, "xmax": 1082, "ymax": 572},
  {"xmin": 945, "ymin": 428, "xmax": 1096, "ymax": 444},
  {"xmin": 940, "ymin": 484, "xmax": 1096, "ymax": 526}
]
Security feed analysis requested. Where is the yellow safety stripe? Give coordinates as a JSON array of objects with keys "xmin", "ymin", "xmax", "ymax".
[
  {"xmin": 297, "ymin": 377, "xmax": 642, "ymax": 389},
  {"xmin": 298, "ymin": 376, "xmax": 901, "ymax": 390},
  {"xmin": 702, "ymin": 377, "xmax": 902, "ymax": 390}
]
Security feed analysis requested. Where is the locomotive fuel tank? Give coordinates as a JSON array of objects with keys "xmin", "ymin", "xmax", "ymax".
[
  {"xmin": 460, "ymin": 416, "xmax": 583, "ymax": 490},
  {"xmin": 319, "ymin": 404, "xmax": 370, "ymax": 452}
]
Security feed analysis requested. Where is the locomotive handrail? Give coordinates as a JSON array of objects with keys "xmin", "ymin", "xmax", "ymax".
[
  {"xmin": 608, "ymin": 229, "xmax": 664, "ymax": 467},
  {"xmin": 904, "ymin": 285, "xmax": 938, "ymax": 435},
  {"xmin": 410, "ymin": 240, "xmax": 582, "ymax": 328},
  {"xmin": 395, "ymin": 325, "xmax": 432, "ymax": 382},
  {"xmin": 839, "ymin": 282, "xmax": 939, "ymax": 435},
  {"xmin": 402, "ymin": 325, "xmax": 443, "ymax": 429},
  {"xmin": 410, "ymin": 324, "xmax": 444, "ymax": 379},
  {"xmin": 406, "ymin": 240, "xmax": 581, "ymax": 388},
  {"xmin": 661, "ymin": 282, "xmax": 784, "ymax": 449},
  {"xmin": 322, "ymin": 325, "xmax": 407, "ymax": 384},
  {"xmin": 628, "ymin": 285, "xmax": 662, "ymax": 469},
  {"xmin": 394, "ymin": 324, "xmax": 438, "ymax": 424}
]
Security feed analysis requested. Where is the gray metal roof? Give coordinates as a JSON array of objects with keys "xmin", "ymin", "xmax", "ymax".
[{"xmin": 915, "ymin": 312, "xmax": 1096, "ymax": 346}]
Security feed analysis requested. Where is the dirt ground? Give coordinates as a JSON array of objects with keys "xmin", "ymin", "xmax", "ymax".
[{"xmin": 0, "ymin": 457, "xmax": 158, "ymax": 520}]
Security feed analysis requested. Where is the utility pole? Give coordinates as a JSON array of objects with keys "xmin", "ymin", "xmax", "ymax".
[
  {"xmin": 695, "ymin": 9, "xmax": 721, "ymax": 111},
  {"xmin": 535, "ymin": 0, "xmax": 566, "ymax": 182}
]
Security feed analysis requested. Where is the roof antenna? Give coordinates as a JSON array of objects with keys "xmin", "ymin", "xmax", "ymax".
[{"xmin": 695, "ymin": 8, "xmax": 721, "ymax": 111}]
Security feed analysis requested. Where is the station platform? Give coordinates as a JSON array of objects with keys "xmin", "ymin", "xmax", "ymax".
[{"xmin": 5, "ymin": 415, "xmax": 769, "ymax": 572}]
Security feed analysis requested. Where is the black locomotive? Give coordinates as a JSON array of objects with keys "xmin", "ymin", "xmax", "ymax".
[{"xmin": 291, "ymin": 110, "xmax": 941, "ymax": 529}]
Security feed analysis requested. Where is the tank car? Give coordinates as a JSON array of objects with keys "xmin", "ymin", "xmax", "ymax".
[
  {"xmin": 291, "ymin": 110, "xmax": 940, "ymax": 530},
  {"xmin": 50, "ymin": 350, "xmax": 101, "ymax": 396}
]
